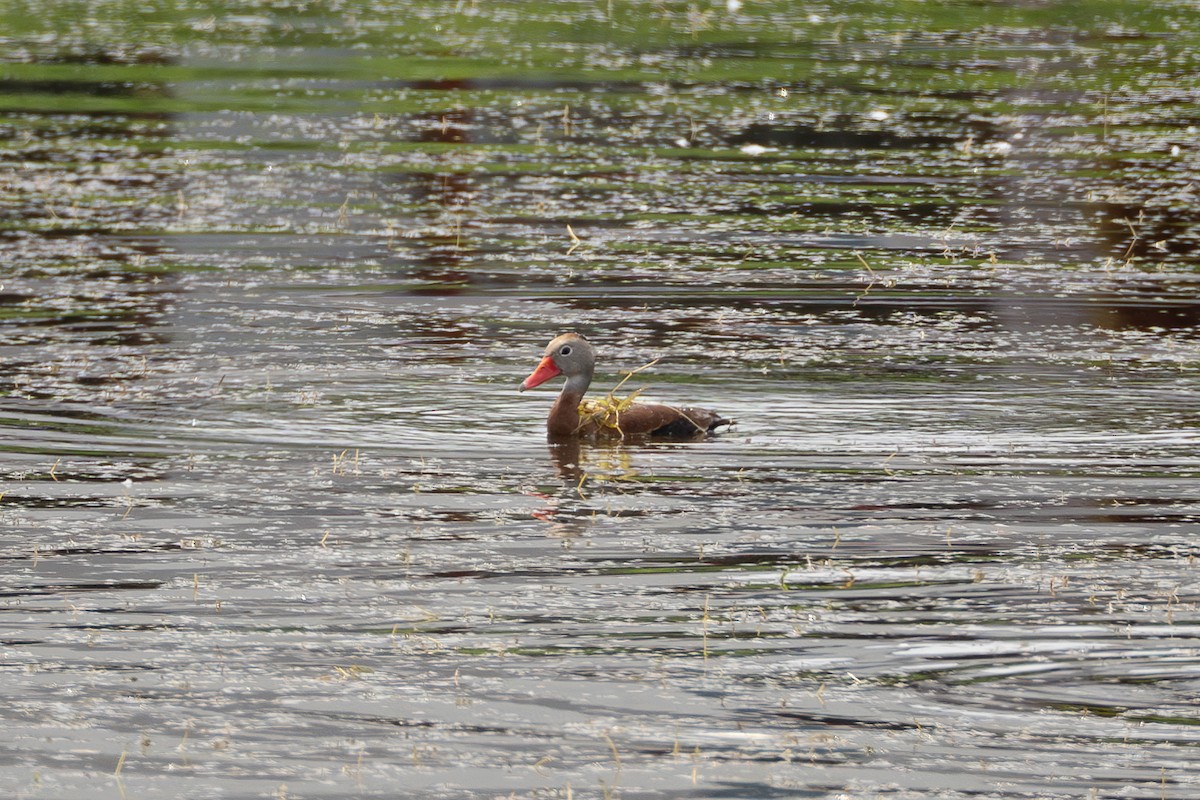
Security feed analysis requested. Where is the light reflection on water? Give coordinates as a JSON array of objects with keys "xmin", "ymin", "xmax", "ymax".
[{"xmin": 2, "ymin": 1, "xmax": 1200, "ymax": 798}]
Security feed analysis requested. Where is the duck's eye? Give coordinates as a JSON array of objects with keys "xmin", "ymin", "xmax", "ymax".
[{"xmin": 559, "ymin": 346, "xmax": 572, "ymax": 356}]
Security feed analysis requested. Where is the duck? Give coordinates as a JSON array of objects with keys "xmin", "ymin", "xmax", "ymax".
[{"xmin": 518, "ymin": 332, "xmax": 731, "ymax": 439}]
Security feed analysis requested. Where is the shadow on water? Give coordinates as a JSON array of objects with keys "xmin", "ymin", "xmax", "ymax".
[{"xmin": 2, "ymin": 1, "xmax": 1200, "ymax": 798}]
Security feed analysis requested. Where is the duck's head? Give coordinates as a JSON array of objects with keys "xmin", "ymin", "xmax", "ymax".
[{"xmin": 519, "ymin": 332, "xmax": 595, "ymax": 392}]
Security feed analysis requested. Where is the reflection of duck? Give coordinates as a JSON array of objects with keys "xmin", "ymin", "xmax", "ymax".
[
  {"xmin": 531, "ymin": 439, "xmax": 641, "ymax": 536},
  {"xmin": 519, "ymin": 332, "xmax": 731, "ymax": 440},
  {"xmin": 546, "ymin": 438, "xmax": 640, "ymax": 483},
  {"xmin": 548, "ymin": 439, "xmax": 583, "ymax": 480}
]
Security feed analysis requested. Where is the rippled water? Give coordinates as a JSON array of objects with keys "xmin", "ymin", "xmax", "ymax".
[{"xmin": 3, "ymin": 2, "xmax": 1200, "ymax": 798}]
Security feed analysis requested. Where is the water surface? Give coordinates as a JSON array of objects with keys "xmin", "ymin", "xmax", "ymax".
[{"xmin": 2, "ymin": 2, "xmax": 1200, "ymax": 798}]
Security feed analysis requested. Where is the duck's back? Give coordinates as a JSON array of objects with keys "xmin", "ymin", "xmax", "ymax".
[{"xmin": 583, "ymin": 402, "xmax": 730, "ymax": 438}]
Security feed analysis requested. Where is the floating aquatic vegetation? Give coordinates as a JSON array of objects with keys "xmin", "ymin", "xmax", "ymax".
[
  {"xmin": 577, "ymin": 357, "xmax": 658, "ymax": 435},
  {"xmin": 578, "ymin": 387, "xmax": 644, "ymax": 433}
]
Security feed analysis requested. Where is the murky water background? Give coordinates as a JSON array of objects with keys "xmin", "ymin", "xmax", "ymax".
[{"xmin": 3, "ymin": 2, "xmax": 1200, "ymax": 798}]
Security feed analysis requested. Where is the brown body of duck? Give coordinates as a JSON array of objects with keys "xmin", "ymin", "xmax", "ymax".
[{"xmin": 518, "ymin": 333, "xmax": 731, "ymax": 439}]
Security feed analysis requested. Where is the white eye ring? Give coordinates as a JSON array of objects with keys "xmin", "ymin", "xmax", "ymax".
[{"xmin": 559, "ymin": 346, "xmax": 572, "ymax": 356}]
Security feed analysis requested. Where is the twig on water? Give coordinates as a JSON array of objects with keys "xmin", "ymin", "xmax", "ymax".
[
  {"xmin": 602, "ymin": 731, "xmax": 622, "ymax": 771},
  {"xmin": 853, "ymin": 252, "xmax": 876, "ymax": 306}
]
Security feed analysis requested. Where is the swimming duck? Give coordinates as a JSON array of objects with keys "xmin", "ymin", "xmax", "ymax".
[{"xmin": 518, "ymin": 332, "xmax": 731, "ymax": 439}]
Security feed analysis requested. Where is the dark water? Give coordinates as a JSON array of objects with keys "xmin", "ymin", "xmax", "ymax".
[{"xmin": 3, "ymin": 2, "xmax": 1200, "ymax": 798}]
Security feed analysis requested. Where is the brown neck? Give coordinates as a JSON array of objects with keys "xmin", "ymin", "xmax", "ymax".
[{"xmin": 547, "ymin": 387, "xmax": 584, "ymax": 438}]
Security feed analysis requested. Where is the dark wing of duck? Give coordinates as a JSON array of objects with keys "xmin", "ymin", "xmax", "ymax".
[{"xmin": 616, "ymin": 403, "xmax": 731, "ymax": 437}]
